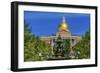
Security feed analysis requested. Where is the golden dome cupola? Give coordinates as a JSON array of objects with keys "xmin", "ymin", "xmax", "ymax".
[{"xmin": 58, "ymin": 16, "xmax": 69, "ymax": 32}]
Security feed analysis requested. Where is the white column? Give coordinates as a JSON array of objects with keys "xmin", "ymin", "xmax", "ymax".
[{"xmin": 51, "ymin": 38, "xmax": 54, "ymax": 55}]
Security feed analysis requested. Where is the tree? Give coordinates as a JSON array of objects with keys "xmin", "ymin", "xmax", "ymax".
[
  {"xmin": 24, "ymin": 21, "xmax": 51, "ymax": 61},
  {"xmin": 62, "ymin": 39, "xmax": 70, "ymax": 58},
  {"xmin": 73, "ymin": 31, "xmax": 90, "ymax": 59},
  {"xmin": 24, "ymin": 22, "xmax": 36, "ymax": 61}
]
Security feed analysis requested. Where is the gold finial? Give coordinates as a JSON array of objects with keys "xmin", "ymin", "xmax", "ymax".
[{"xmin": 58, "ymin": 16, "xmax": 69, "ymax": 32}]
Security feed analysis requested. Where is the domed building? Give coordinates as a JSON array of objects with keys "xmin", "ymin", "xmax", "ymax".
[
  {"xmin": 40, "ymin": 16, "xmax": 81, "ymax": 58},
  {"xmin": 59, "ymin": 16, "xmax": 69, "ymax": 32},
  {"xmin": 56, "ymin": 16, "xmax": 71, "ymax": 37}
]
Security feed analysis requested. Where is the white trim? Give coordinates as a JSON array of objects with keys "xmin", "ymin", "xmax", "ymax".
[{"xmin": 18, "ymin": 5, "xmax": 96, "ymax": 68}]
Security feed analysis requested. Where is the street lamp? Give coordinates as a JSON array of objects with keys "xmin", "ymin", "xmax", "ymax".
[{"xmin": 39, "ymin": 52, "xmax": 42, "ymax": 60}]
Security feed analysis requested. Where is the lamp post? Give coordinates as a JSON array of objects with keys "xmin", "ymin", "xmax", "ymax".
[{"xmin": 39, "ymin": 52, "xmax": 42, "ymax": 60}]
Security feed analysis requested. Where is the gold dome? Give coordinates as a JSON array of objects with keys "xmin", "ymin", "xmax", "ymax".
[{"xmin": 58, "ymin": 16, "xmax": 69, "ymax": 32}]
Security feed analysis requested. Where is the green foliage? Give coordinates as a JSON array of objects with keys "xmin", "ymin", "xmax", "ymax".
[
  {"xmin": 62, "ymin": 39, "xmax": 70, "ymax": 57},
  {"xmin": 24, "ymin": 20, "xmax": 90, "ymax": 60},
  {"xmin": 73, "ymin": 31, "xmax": 90, "ymax": 59},
  {"xmin": 24, "ymin": 22, "xmax": 51, "ymax": 61}
]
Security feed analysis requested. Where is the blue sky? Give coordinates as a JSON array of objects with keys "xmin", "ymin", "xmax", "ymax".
[{"xmin": 24, "ymin": 11, "xmax": 90, "ymax": 37}]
